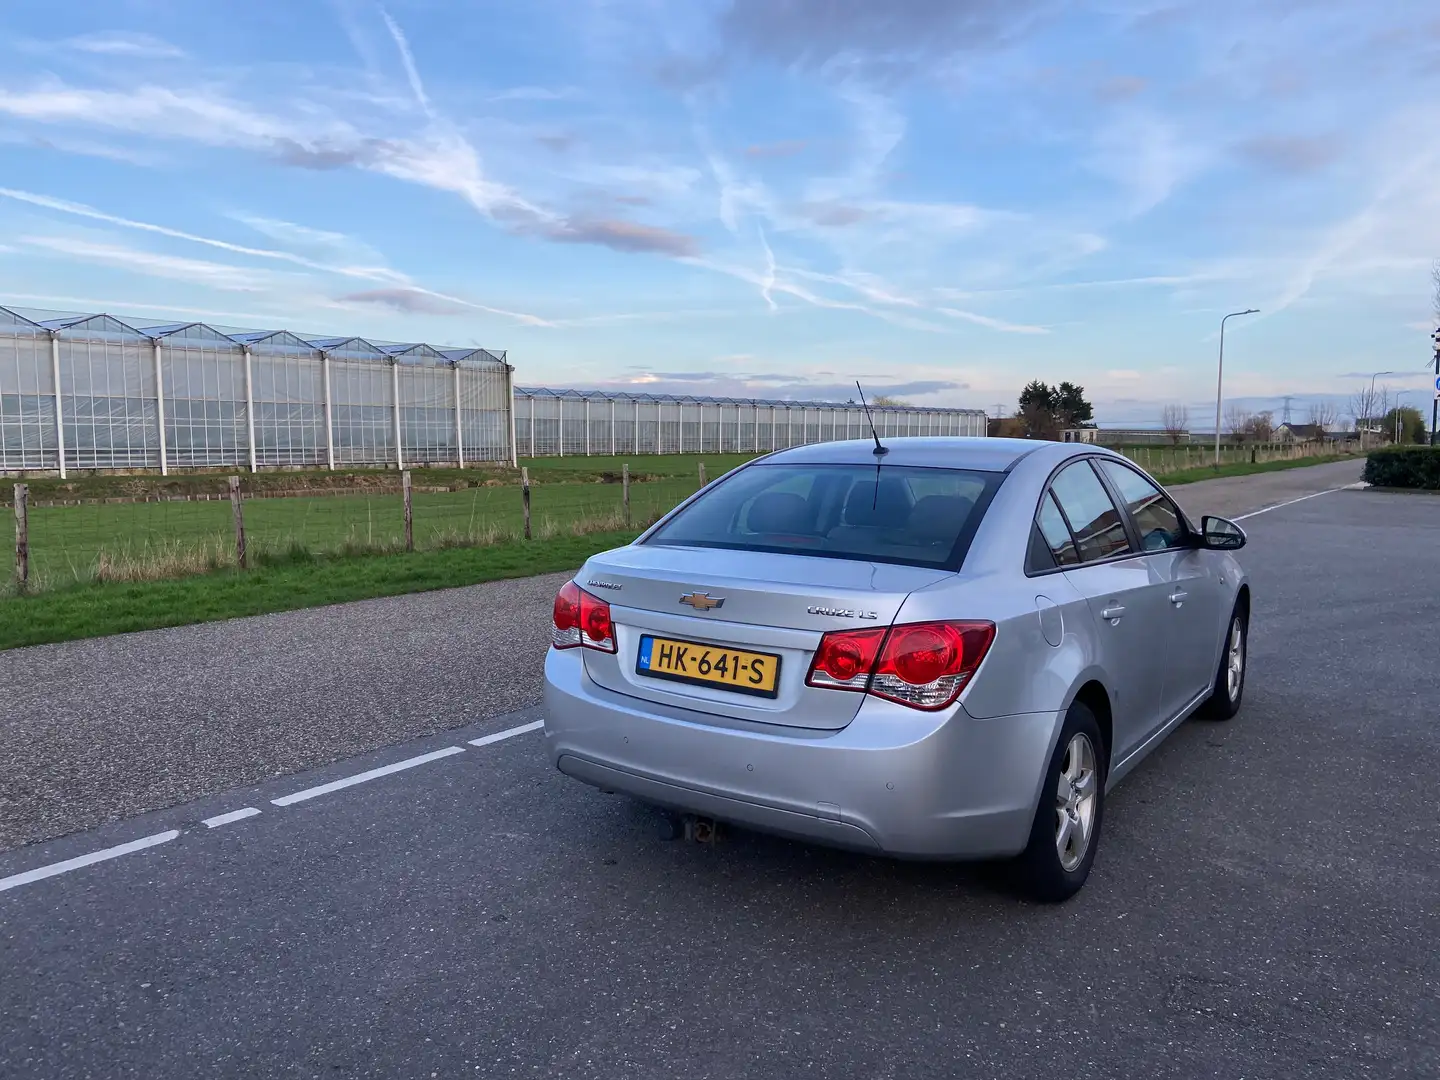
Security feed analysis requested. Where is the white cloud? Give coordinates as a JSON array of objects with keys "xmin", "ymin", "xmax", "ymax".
[
  {"xmin": 488, "ymin": 86, "xmax": 580, "ymax": 102},
  {"xmin": 937, "ymin": 307, "xmax": 1050, "ymax": 335},
  {"xmin": 378, "ymin": 7, "xmax": 434, "ymax": 119},
  {"xmin": 63, "ymin": 32, "xmax": 185, "ymax": 60},
  {"xmin": 19, "ymin": 235, "xmax": 284, "ymax": 292},
  {"xmin": 1085, "ymin": 109, "xmax": 1209, "ymax": 217},
  {"xmin": 0, "ymin": 188, "xmax": 553, "ymax": 326}
]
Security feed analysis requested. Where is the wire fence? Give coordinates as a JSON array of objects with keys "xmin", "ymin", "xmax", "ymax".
[
  {"xmin": 6, "ymin": 466, "xmax": 702, "ymax": 593},
  {"xmin": 5, "ymin": 442, "xmax": 1353, "ymax": 594}
]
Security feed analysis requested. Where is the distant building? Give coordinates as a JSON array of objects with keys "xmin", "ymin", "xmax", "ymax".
[{"xmin": 1275, "ymin": 423, "xmax": 1347, "ymax": 443}]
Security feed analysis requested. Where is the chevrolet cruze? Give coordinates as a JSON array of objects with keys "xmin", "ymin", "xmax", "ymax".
[{"xmin": 542, "ymin": 437, "xmax": 1250, "ymax": 901}]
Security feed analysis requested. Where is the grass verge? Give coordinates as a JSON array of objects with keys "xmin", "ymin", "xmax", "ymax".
[
  {"xmin": 0, "ymin": 453, "xmax": 1355, "ymax": 651},
  {"xmin": 0, "ymin": 529, "xmax": 638, "ymax": 651},
  {"xmin": 1153, "ymin": 453, "xmax": 1350, "ymax": 486}
]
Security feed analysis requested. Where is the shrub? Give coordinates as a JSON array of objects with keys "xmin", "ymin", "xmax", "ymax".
[{"xmin": 1362, "ymin": 445, "xmax": 1440, "ymax": 490}]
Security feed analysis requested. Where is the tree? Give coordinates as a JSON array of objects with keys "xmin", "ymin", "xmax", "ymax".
[
  {"xmin": 1305, "ymin": 401, "xmax": 1338, "ymax": 437},
  {"xmin": 1348, "ymin": 385, "xmax": 1390, "ymax": 440},
  {"xmin": 1382, "ymin": 405, "xmax": 1426, "ymax": 444},
  {"xmin": 1224, "ymin": 404, "xmax": 1252, "ymax": 442},
  {"xmin": 1014, "ymin": 380, "xmax": 1095, "ymax": 440},
  {"xmin": 1053, "ymin": 382, "xmax": 1095, "ymax": 428},
  {"xmin": 1160, "ymin": 404, "xmax": 1190, "ymax": 444},
  {"xmin": 869, "ymin": 395, "xmax": 909, "ymax": 407},
  {"xmin": 1017, "ymin": 380, "xmax": 1058, "ymax": 439},
  {"xmin": 1243, "ymin": 410, "xmax": 1275, "ymax": 443}
]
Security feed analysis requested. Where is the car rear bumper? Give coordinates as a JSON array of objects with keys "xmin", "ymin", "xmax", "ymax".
[{"xmin": 542, "ymin": 649, "xmax": 1064, "ymax": 860}]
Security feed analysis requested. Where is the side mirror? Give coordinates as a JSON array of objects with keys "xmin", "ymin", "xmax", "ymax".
[{"xmin": 1200, "ymin": 515, "xmax": 1246, "ymax": 550}]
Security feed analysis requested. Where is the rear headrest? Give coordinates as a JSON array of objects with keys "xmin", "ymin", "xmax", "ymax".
[
  {"xmin": 907, "ymin": 494, "xmax": 974, "ymax": 544},
  {"xmin": 843, "ymin": 479, "xmax": 911, "ymax": 527},
  {"xmin": 747, "ymin": 491, "xmax": 812, "ymax": 534}
]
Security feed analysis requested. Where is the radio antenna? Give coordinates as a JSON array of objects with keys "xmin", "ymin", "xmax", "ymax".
[{"xmin": 855, "ymin": 381, "xmax": 889, "ymax": 457}]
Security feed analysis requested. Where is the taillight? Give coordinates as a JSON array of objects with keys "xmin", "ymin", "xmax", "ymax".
[
  {"xmin": 551, "ymin": 581, "xmax": 616, "ymax": 653},
  {"xmin": 806, "ymin": 627, "xmax": 887, "ymax": 691},
  {"xmin": 805, "ymin": 621, "xmax": 995, "ymax": 711}
]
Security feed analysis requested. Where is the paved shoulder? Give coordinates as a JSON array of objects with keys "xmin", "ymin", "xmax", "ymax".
[{"xmin": 1168, "ymin": 458, "xmax": 1361, "ymax": 520}]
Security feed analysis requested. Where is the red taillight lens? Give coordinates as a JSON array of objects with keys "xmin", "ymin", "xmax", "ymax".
[
  {"xmin": 805, "ymin": 627, "xmax": 887, "ymax": 691},
  {"xmin": 806, "ymin": 620, "xmax": 995, "ymax": 710},
  {"xmin": 551, "ymin": 581, "xmax": 616, "ymax": 653},
  {"xmin": 582, "ymin": 601, "xmax": 613, "ymax": 645},
  {"xmin": 553, "ymin": 582, "xmax": 580, "ymax": 636}
]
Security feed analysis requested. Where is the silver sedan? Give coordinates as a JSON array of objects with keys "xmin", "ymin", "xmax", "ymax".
[{"xmin": 542, "ymin": 437, "xmax": 1250, "ymax": 901}]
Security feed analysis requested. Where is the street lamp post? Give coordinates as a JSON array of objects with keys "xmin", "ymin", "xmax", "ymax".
[{"xmin": 1214, "ymin": 309, "xmax": 1259, "ymax": 467}]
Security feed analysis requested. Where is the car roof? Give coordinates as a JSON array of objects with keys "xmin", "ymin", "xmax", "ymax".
[{"xmin": 757, "ymin": 436, "xmax": 1072, "ymax": 473}]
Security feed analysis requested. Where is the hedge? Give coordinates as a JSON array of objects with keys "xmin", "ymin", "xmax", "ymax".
[{"xmin": 1362, "ymin": 445, "xmax": 1440, "ymax": 490}]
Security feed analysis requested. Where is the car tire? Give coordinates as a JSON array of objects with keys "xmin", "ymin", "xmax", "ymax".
[
  {"xmin": 1014, "ymin": 701, "xmax": 1107, "ymax": 904},
  {"xmin": 1197, "ymin": 603, "xmax": 1247, "ymax": 721}
]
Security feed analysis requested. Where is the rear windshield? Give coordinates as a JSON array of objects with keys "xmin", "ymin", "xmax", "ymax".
[{"xmin": 642, "ymin": 462, "xmax": 1003, "ymax": 570}]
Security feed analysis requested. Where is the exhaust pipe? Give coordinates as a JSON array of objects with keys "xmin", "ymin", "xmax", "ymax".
[{"xmin": 656, "ymin": 812, "xmax": 721, "ymax": 845}]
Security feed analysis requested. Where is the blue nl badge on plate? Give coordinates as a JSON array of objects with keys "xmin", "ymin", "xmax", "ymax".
[{"xmin": 637, "ymin": 636, "xmax": 654, "ymax": 669}]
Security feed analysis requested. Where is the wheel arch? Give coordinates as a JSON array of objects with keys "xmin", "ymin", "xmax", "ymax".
[{"xmin": 1069, "ymin": 679, "xmax": 1113, "ymax": 772}]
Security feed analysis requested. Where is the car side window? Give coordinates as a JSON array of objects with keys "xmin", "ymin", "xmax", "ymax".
[
  {"xmin": 1035, "ymin": 491, "xmax": 1081, "ymax": 567},
  {"xmin": 1097, "ymin": 460, "xmax": 1186, "ymax": 552},
  {"xmin": 1048, "ymin": 461, "xmax": 1133, "ymax": 562}
]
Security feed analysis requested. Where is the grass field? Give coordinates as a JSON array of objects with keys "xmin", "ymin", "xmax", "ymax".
[
  {"xmin": 1, "ymin": 447, "xmax": 1354, "ymax": 649},
  {"xmin": 18, "ymin": 475, "xmax": 702, "ymax": 587}
]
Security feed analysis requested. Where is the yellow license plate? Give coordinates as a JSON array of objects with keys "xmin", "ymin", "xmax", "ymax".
[{"xmin": 636, "ymin": 635, "xmax": 781, "ymax": 698}]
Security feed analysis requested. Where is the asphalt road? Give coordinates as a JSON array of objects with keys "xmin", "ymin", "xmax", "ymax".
[
  {"xmin": 2, "ymin": 467, "xmax": 1437, "ymax": 1079},
  {"xmin": 0, "ymin": 458, "xmax": 1366, "ymax": 853}
]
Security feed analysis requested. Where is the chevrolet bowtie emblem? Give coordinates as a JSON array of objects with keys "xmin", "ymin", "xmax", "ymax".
[{"xmin": 679, "ymin": 591, "xmax": 725, "ymax": 611}]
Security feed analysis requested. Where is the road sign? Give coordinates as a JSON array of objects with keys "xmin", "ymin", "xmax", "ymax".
[{"xmin": 1434, "ymin": 373, "xmax": 1440, "ymax": 400}]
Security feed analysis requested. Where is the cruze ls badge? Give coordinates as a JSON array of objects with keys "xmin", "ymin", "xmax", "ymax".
[{"xmin": 808, "ymin": 605, "xmax": 879, "ymax": 620}]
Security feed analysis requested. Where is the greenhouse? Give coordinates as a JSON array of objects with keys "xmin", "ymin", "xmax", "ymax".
[
  {"xmin": 0, "ymin": 306, "xmax": 989, "ymax": 474},
  {"xmin": 513, "ymin": 387, "xmax": 988, "ymax": 457},
  {"xmin": 0, "ymin": 307, "xmax": 514, "ymax": 475}
]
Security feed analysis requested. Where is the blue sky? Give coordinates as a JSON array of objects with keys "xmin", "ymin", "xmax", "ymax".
[{"xmin": 1, "ymin": 0, "xmax": 1438, "ymax": 426}]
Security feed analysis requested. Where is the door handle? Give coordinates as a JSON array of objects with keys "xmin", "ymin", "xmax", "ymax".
[
  {"xmin": 1169, "ymin": 590, "xmax": 1188, "ymax": 606},
  {"xmin": 1101, "ymin": 604, "xmax": 1125, "ymax": 622}
]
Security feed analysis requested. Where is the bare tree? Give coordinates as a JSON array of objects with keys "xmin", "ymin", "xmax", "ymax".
[
  {"xmin": 1244, "ymin": 410, "xmax": 1275, "ymax": 443},
  {"xmin": 1306, "ymin": 401, "xmax": 1338, "ymax": 441},
  {"xmin": 1160, "ymin": 404, "xmax": 1190, "ymax": 444},
  {"xmin": 1348, "ymin": 384, "xmax": 1392, "ymax": 446},
  {"xmin": 1224, "ymin": 404, "xmax": 1252, "ymax": 442}
]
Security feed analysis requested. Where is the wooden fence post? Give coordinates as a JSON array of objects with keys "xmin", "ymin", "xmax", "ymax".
[
  {"xmin": 698, "ymin": 462, "xmax": 708, "ymax": 489},
  {"xmin": 622, "ymin": 463, "xmax": 631, "ymax": 528},
  {"xmin": 228, "ymin": 476, "xmax": 247, "ymax": 569},
  {"xmin": 13, "ymin": 483, "xmax": 27, "ymax": 589},
  {"xmin": 402, "ymin": 470, "xmax": 414, "ymax": 552},
  {"xmin": 522, "ymin": 467, "xmax": 532, "ymax": 540}
]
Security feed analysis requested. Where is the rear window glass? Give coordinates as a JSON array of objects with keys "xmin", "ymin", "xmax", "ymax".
[{"xmin": 642, "ymin": 463, "xmax": 1002, "ymax": 570}]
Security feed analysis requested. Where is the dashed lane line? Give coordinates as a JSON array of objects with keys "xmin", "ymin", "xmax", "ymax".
[
  {"xmin": 202, "ymin": 807, "xmax": 262, "ymax": 829},
  {"xmin": 468, "ymin": 719, "xmax": 544, "ymax": 747},
  {"xmin": 1, "ymin": 720, "xmax": 547, "ymax": 897},
  {"xmin": 270, "ymin": 745, "xmax": 467, "ymax": 807},
  {"xmin": 1232, "ymin": 483, "xmax": 1364, "ymax": 522},
  {"xmin": 0, "ymin": 830, "xmax": 181, "ymax": 894}
]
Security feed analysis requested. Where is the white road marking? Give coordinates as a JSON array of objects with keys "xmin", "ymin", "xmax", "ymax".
[
  {"xmin": 0, "ymin": 830, "xmax": 181, "ymax": 894},
  {"xmin": 1233, "ymin": 483, "xmax": 1363, "ymax": 522},
  {"xmin": 270, "ymin": 746, "xmax": 466, "ymax": 807},
  {"xmin": 468, "ymin": 719, "xmax": 544, "ymax": 747},
  {"xmin": 4, "ymin": 722, "xmax": 545, "ymax": 895},
  {"xmin": 202, "ymin": 807, "xmax": 261, "ymax": 829}
]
